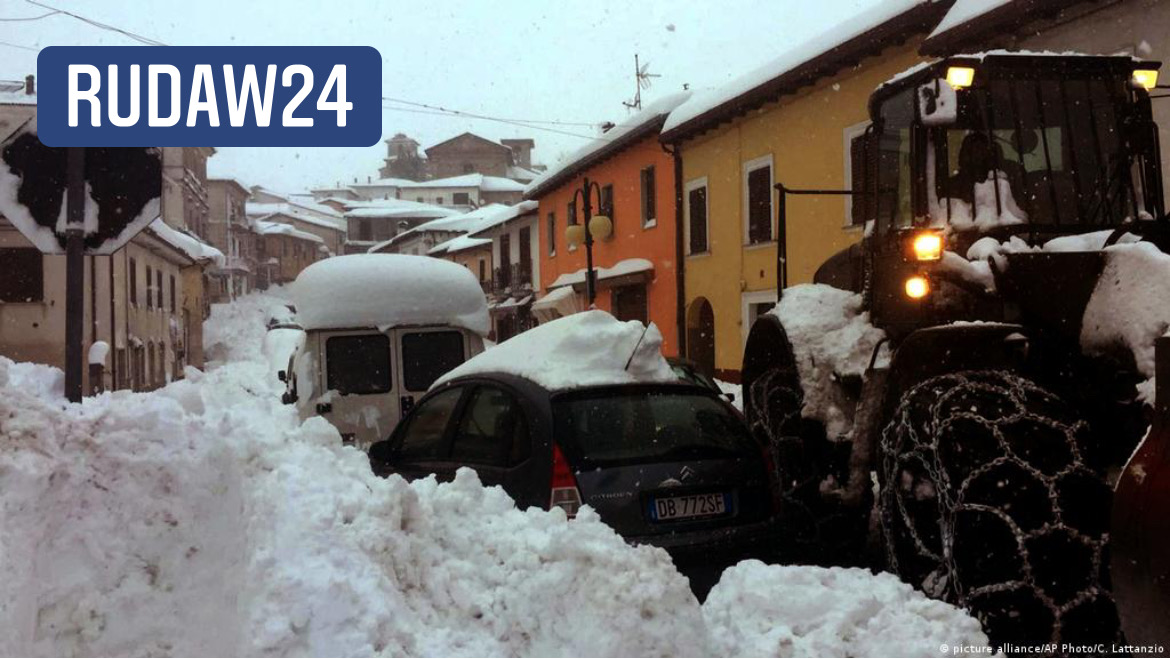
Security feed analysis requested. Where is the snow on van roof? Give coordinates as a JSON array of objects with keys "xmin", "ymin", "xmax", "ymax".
[
  {"xmin": 291, "ymin": 254, "xmax": 490, "ymax": 335},
  {"xmin": 435, "ymin": 310, "xmax": 676, "ymax": 391}
]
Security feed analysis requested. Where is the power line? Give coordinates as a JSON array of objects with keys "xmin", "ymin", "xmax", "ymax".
[
  {"xmin": 383, "ymin": 98, "xmax": 595, "ymax": 128},
  {"xmin": 0, "ymin": 10, "xmax": 60, "ymax": 21},
  {"xmin": 26, "ymin": 0, "xmax": 168, "ymax": 46},
  {"xmin": 0, "ymin": 39, "xmax": 38, "ymax": 52},
  {"xmin": 382, "ymin": 96, "xmax": 607, "ymax": 142}
]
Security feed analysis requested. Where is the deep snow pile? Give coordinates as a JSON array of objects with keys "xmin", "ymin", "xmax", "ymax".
[
  {"xmin": 705, "ymin": 561, "xmax": 989, "ymax": 657},
  {"xmin": 0, "ymin": 359, "xmax": 703, "ymax": 656},
  {"xmin": 769, "ymin": 285, "xmax": 886, "ymax": 438},
  {"xmin": 203, "ymin": 286, "xmax": 293, "ymax": 367},
  {"xmin": 1081, "ymin": 241, "xmax": 1170, "ymax": 403},
  {"xmin": 436, "ymin": 309, "xmax": 677, "ymax": 391},
  {"xmin": 0, "ymin": 290, "xmax": 990, "ymax": 656}
]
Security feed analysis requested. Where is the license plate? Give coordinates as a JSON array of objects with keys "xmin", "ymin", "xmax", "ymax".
[{"xmin": 651, "ymin": 493, "xmax": 729, "ymax": 521}]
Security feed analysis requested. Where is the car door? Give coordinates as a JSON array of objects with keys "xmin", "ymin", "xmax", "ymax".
[
  {"xmin": 378, "ymin": 385, "xmax": 467, "ymax": 482},
  {"xmin": 447, "ymin": 383, "xmax": 541, "ymax": 507},
  {"xmin": 394, "ymin": 327, "xmax": 470, "ymax": 418},
  {"xmin": 318, "ymin": 330, "xmax": 399, "ymax": 448}
]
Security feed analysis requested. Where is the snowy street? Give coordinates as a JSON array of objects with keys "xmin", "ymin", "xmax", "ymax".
[{"xmin": 0, "ymin": 290, "xmax": 989, "ymax": 656}]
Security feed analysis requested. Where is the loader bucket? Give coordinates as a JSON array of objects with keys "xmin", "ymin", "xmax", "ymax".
[{"xmin": 1111, "ymin": 335, "xmax": 1170, "ymax": 650}]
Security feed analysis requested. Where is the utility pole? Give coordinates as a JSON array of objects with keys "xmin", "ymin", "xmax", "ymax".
[{"xmin": 64, "ymin": 146, "xmax": 86, "ymax": 403}]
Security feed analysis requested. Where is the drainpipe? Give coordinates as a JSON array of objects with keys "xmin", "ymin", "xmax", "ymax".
[
  {"xmin": 109, "ymin": 254, "xmax": 116, "ymax": 388},
  {"xmin": 663, "ymin": 140, "xmax": 686, "ymax": 360}
]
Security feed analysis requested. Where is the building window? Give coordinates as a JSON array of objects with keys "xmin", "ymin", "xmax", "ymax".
[
  {"xmin": 547, "ymin": 212, "xmax": 556, "ymax": 256},
  {"xmin": 0, "ymin": 248, "xmax": 43, "ymax": 302},
  {"xmin": 453, "ymin": 192, "xmax": 470, "ymax": 205},
  {"xmin": 600, "ymin": 184, "xmax": 614, "ymax": 230},
  {"xmin": 146, "ymin": 265, "xmax": 154, "ymax": 309},
  {"xmin": 640, "ymin": 165, "xmax": 656, "ymax": 227},
  {"xmin": 741, "ymin": 290, "xmax": 778, "ymax": 345},
  {"xmin": 129, "ymin": 258, "xmax": 138, "ymax": 306},
  {"xmin": 744, "ymin": 155, "xmax": 773, "ymax": 244},
  {"xmin": 845, "ymin": 121, "xmax": 872, "ymax": 227},
  {"xmin": 416, "ymin": 197, "xmax": 424, "ymax": 203},
  {"xmin": 358, "ymin": 219, "xmax": 372, "ymax": 241},
  {"xmin": 436, "ymin": 196, "xmax": 444, "ymax": 206},
  {"xmin": 685, "ymin": 178, "xmax": 708, "ymax": 255},
  {"xmin": 156, "ymin": 269, "xmax": 163, "ymax": 309},
  {"xmin": 478, "ymin": 259, "xmax": 486, "ymax": 282},
  {"xmin": 567, "ymin": 201, "xmax": 577, "ymax": 225},
  {"xmin": 170, "ymin": 275, "xmax": 176, "ymax": 313},
  {"xmin": 462, "ymin": 163, "xmax": 474, "ymax": 174}
]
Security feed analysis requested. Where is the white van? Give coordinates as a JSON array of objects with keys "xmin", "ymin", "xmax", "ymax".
[{"xmin": 281, "ymin": 254, "xmax": 489, "ymax": 449}]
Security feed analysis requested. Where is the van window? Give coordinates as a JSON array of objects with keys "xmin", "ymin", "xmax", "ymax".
[
  {"xmin": 401, "ymin": 331, "xmax": 465, "ymax": 391},
  {"xmin": 326, "ymin": 334, "xmax": 392, "ymax": 395},
  {"xmin": 451, "ymin": 386, "xmax": 530, "ymax": 467}
]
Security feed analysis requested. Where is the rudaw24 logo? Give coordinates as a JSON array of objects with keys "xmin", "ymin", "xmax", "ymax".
[{"xmin": 36, "ymin": 46, "xmax": 382, "ymax": 147}]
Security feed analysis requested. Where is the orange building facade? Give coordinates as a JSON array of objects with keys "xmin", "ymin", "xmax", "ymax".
[{"xmin": 530, "ymin": 128, "xmax": 682, "ymax": 357}]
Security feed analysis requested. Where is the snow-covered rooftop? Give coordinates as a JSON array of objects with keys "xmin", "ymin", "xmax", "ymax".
[
  {"xmin": 291, "ymin": 253, "xmax": 490, "ymax": 335},
  {"xmin": 252, "ymin": 219, "xmax": 325, "ymax": 244},
  {"xmin": 435, "ymin": 309, "xmax": 677, "ymax": 391},
  {"xmin": 245, "ymin": 202, "xmax": 345, "ymax": 231},
  {"xmin": 546, "ymin": 258, "xmax": 654, "ymax": 289},
  {"xmin": 525, "ymin": 92, "xmax": 690, "ymax": 199},
  {"xmin": 404, "ymin": 173, "xmax": 526, "ymax": 192},
  {"xmin": 146, "ymin": 218, "xmax": 226, "ymax": 267},
  {"xmin": 930, "ymin": 0, "xmax": 1011, "ymax": 40},
  {"xmin": 428, "ymin": 234, "xmax": 492, "ymax": 255},
  {"xmin": 661, "ymin": 0, "xmax": 939, "ymax": 140},
  {"xmin": 348, "ymin": 177, "xmax": 417, "ymax": 189},
  {"xmin": 369, "ymin": 203, "xmax": 527, "ymax": 252},
  {"xmin": 342, "ymin": 199, "xmax": 456, "ymax": 220}
]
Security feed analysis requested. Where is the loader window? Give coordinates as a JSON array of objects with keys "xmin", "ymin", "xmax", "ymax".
[
  {"xmin": 931, "ymin": 75, "xmax": 1149, "ymax": 229},
  {"xmin": 877, "ymin": 88, "xmax": 916, "ymax": 232}
]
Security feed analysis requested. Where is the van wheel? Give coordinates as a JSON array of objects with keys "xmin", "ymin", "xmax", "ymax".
[{"xmin": 879, "ymin": 371, "xmax": 1120, "ymax": 649}]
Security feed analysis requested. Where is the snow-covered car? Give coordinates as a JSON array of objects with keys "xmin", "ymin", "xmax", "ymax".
[
  {"xmin": 368, "ymin": 311, "xmax": 780, "ymax": 595},
  {"xmin": 283, "ymin": 254, "xmax": 490, "ymax": 449}
]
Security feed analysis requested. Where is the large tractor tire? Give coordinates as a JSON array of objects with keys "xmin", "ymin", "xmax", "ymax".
[{"xmin": 879, "ymin": 371, "xmax": 1120, "ymax": 652}]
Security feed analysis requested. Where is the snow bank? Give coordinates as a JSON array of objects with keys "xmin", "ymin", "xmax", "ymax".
[
  {"xmin": 704, "ymin": 561, "xmax": 990, "ymax": 657},
  {"xmin": 1081, "ymin": 242, "xmax": 1170, "ymax": 391},
  {"xmin": 204, "ymin": 287, "xmax": 293, "ymax": 366},
  {"xmin": 435, "ymin": 310, "xmax": 677, "ymax": 391},
  {"xmin": 770, "ymin": 285, "xmax": 886, "ymax": 438},
  {"xmin": 0, "ymin": 354, "xmax": 63, "ymax": 399},
  {"xmin": 291, "ymin": 254, "xmax": 490, "ymax": 336}
]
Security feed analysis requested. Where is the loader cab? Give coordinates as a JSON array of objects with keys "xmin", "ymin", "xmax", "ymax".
[
  {"xmin": 283, "ymin": 254, "xmax": 490, "ymax": 450},
  {"xmin": 855, "ymin": 53, "xmax": 1165, "ymax": 336}
]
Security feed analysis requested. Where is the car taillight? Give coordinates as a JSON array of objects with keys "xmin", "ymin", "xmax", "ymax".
[{"xmin": 550, "ymin": 444, "xmax": 581, "ymax": 518}]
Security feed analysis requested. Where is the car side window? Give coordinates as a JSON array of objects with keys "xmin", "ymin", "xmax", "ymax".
[
  {"xmin": 451, "ymin": 386, "xmax": 531, "ymax": 468},
  {"xmin": 396, "ymin": 387, "xmax": 464, "ymax": 461}
]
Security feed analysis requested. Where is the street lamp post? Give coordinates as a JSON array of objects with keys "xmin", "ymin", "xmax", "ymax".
[{"xmin": 566, "ymin": 176, "xmax": 612, "ymax": 306}]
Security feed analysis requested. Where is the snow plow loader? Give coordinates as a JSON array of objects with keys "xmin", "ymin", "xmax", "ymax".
[{"xmin": 742, "ymin": 53, "xmax": 1170, "ymax": 651}]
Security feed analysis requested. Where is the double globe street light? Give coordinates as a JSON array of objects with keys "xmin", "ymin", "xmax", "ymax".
[{"xmin": 564, "ymin": 176, "xmax": 612, "ymax": 306}]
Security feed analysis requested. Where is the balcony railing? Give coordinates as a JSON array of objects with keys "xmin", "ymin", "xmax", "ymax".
[{"xmin": 492, "ymin": 261, "xmax": 533, "ymax": 296}]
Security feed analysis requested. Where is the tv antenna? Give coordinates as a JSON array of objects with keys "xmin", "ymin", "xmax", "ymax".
[{"xmin": 623, "ymin": 54, "xmax": 660, "ymax": 111}]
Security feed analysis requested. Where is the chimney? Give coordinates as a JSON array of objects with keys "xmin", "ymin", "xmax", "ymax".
[
  {"xmin": 367, "ymin": 176, "xmax": 371, "ymax": 183},
  {"xmin": 24, "ymin": 74, "xmax": 34, "ymax": 95}
]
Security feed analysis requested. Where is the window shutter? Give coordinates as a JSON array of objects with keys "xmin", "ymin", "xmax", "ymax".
[{"xmin": 689, "ymin": 186, "xmax": 707, "ymax": 254}]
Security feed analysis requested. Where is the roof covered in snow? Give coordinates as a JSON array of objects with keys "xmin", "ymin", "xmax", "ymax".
[
  {"xmin": 368, "ymin": 203, "xmax": 525, "ymax": 252},
  {"xmin": 342, "ymin": 199, "xmax": 456, "ymax": 220},
  {"xmin": 404, "ymin": 173, "xmax": 526, "ymax": 192},
  {"xmin": 428, "ymin": 234, "xmax": 492, "ymax": 255},
  {"xmin": 252, "ymin": 219, "xmax": 325, "ymax": 244},
  {"xmin": 146, "ymin": 218, "xmax": 225, "ymax": 267},
  {"xmin": 435, "ymin": 310, "xmax": 676, "ymax": 391},
  {"xmin": 525, "ymin": 92, "xmax": 691, "ymax": 200},
  {"xmin": 922, "ymin": 0, "xmax": 1070, "ymax": 55},
  {"xmin": 291, "ymin": 254, "xmax": 490, "ymax": 334},
  {"xmin": 245, "ymin": 202, "xmax": 345, "ymax": 232},
  {"xmin": 546, "ymin": 258, "xmax": 654, "ymax": 289},
  {"xmin": 348, "ymin": 177, "xmax": 417, "ymax": 189},
  {"xmin": 660, "ymin": 0, "xmax": 950, "ymax": 142}
]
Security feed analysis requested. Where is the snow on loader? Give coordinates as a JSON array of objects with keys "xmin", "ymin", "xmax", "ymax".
[{"xmin": 742, "ymin": 53, "xmax": 1170, "ymax": 651}]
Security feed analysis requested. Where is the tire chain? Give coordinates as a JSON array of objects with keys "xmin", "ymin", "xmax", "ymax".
[{"xmin": 879, "ymin": 371, "xmax": 1119, "ymax": 652}]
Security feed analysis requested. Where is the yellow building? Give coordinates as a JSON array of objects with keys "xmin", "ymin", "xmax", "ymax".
[{"xmin": 661, "ymin": 2, "xmax": 947, "ymax": 381}]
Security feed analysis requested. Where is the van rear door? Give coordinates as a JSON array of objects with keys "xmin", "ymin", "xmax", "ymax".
[
  {"xmin": 318, "ymin": 329, "xmax": 399, "ymax": 448},
  {"xmin": 394, "ymin": 328, "xmax": 470, "ymax": 417}
]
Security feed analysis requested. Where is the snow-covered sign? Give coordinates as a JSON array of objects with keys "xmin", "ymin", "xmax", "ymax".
[{"xmin": 0, "ymin": 120, "xmax": 160, "ymax": 255}]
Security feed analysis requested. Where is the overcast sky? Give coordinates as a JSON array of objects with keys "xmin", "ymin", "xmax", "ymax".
[{"xmin": 0, "ymin": 0, "xmax": 885, "ymax": 192}]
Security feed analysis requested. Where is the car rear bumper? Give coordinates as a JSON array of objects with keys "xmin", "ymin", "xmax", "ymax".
[{"xmin": 627, "ymin": 516, "xmax": 782, "ymax": 565}]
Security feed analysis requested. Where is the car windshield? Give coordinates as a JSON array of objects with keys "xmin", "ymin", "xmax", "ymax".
[{"xmin": 552, "ymin": 388, "xmax": 756, "ymax": 468}]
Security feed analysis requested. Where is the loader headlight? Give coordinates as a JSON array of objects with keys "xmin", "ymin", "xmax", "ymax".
[
  {"xmin": 946, "ymin": 66, "xmax": 976, "ymax": 89},
  {"xmin": 911, "ymin": 231, "xmax": 944, "ymax": 261},
  {"xmin": 905, "ymin": 275, "xmax": 930, "ymax": 300},
  {"xmin": 1133, "ymin": 69, "xmax": 1159, "ymax": 91}
]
